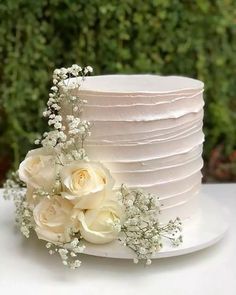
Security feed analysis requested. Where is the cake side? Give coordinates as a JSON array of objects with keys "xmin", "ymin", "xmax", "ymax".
[{"xmin": 66, "ymin": 75, "xmax": 204, "ymax": 223}]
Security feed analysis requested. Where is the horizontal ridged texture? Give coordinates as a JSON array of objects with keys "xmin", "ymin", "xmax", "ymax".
[{"xmin": 67, "ymin": 75, "xmax": 204, "ymax": 222}]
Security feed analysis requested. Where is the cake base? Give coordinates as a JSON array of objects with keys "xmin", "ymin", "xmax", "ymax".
[{"xmin": 82, "ymin": 193, "xmax": 229, "ymax": 259}]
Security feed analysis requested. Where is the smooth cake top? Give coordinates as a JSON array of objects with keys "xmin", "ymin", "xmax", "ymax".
[{"xmin": 74, "ymin": 74, "xmax": 204, "ymax": 94}]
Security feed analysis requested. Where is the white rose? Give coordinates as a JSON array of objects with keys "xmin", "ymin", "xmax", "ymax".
[
  {"xmin": 60, "ymin": 161, "xmax": 115, "ymax": 209},
  {"xmin": 33, "ymin": 195, "xmax": 77, "ymax": 244},
  {"xmin": 73, "ymin": 199, "xmax": 123, "ymax": 244},
  {"xmin": 19, "ymin": 147, "xmax": 57, "ymax": 192}
]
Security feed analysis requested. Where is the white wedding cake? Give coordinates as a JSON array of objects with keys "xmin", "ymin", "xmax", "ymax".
[
  {"xmin": 5, "ymin": 65, "xmax": 228, "ymax": 266},
  {"xmin": 69, "ymin": 74, "xmax": 204, "ymax": 223}
]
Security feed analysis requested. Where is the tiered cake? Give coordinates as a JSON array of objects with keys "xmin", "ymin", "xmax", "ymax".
[{"xmin": 73, "ymin": 75, "xmax": 204, "ymax": 222}]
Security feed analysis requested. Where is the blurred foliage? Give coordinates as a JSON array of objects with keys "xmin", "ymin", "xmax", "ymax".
[
  {"xmin": 205, "ymin": 145, "xmax": 236, "ymax": 182},
  {"xmin": 0, "ymin": 0, "xmax": 236, "ymax": 178}
]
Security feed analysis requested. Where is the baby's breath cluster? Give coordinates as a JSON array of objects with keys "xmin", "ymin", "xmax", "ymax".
[
  {"xmin": 36, "ymin": 64, "xmax": 93, "ymax": 161},
  {"xmin": 118, "ymin": 185, "xmax": 183, "ymax": 265},
  {"xmin": 46, "ymin": 237, "xmax": 85, "ymax": 269},
  {"xmin": 3, "ymin": 171, "xmax": 32, "ymax": 237},
  {"xmin": 3, "ymin": 171, "xmax": 25, "ymax": 200},
  {"xmin": 15, "ymin": 197, "xmax": 33, "ymax": 238}
]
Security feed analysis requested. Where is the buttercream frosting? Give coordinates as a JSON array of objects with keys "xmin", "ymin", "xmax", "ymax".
[{"xmin": 67, "ymin": 75, "xmax": 204, "ymax": 222}]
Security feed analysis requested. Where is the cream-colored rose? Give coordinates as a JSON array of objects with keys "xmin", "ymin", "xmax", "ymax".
[
  {"xmin": 33, "ymin": 195, "xmax": 77, "ymax": 244},
  {"xmin": 19, "ymin": 147, "xmax": 57, "ymax": 192},
  {"xmin": 60, "ymin": 161, "xmax": 115, "ymax": 209},
  {"xmin": 73, "ymin": 199, "xmax": 123, "ymax": 244}
]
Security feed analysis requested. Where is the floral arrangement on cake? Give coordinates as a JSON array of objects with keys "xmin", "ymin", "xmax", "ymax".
[{"xmin": 3, "ymin": 65, "xmax": 182, "ymax": 269}]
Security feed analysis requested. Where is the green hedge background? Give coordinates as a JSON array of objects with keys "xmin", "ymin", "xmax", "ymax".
[{"xmin": 0, "ymin": 0, "xmax": 236, "ymax": 182}]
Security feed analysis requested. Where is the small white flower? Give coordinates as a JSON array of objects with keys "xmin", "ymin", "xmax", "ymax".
[
  {"xmin": 146, "ymin": 259, "xmax": 152, "ymax": 266},
  {"xmin": 48, "ymin": 119, "xmax": 54, "ymax": 126},
  {"xmin": 46, "ymin": 242, "xmax": 52, "ymax": 249},
  {"xmin": 51, "ymin": 86, "xmax": 58, "ymax": 92},
  {"xmin": 70, "ymin": 260, "xmax": 81, "ymax": 269},
  {"xmin": 70, "ymin": 238, "xmax": 79, "ymax": 248},
  {"xmin": 59, "ymin": 248, "xmax": 68, "ymax": 257},
  {"xmin": 54, "ymin": 115, "xmax": 62, "ymax": 121},
  {"xmin": 66, "ymin": 115, "xmax": 74, "ymax": 121},
  {"xmin": 74, "ymin": 260, "xmax": 81, "ymax": 267},
  {"xmin": 51, "ymin": 104, "xmax": 61, "ymax": 110},
  {"xmin": 72, "ymin": 64, "xmax": 82, "ymax": 72},
  {"xmin": 43, "ymin": 111, "xmax": 48, "ymax": 117},
  {"xmin": 54, "ymin": 122, "xmax": 62, "ymax": 129},
  {"xmin": 85, "ymin": 66, "xmax": 93, "ymax": 73},
  {"xmin": 34, "ymin": 139, "xmax": 40, "ymax": 145},
  {"xmin": 62, "ymin": 260, "xmax": 68, "ymax": 266},
  {"xmin": 60, "ymin": 67, "xmax": 68, "ymax": 75},
  {"xmin": 53, "ymin": 69, "xmax": 61, "ymax": 75},
  {"xmin": 127, "ymin": 199, "xmax": 133, "ymax": 206}
]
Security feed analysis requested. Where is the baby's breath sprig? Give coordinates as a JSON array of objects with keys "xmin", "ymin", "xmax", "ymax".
[
  {"xmin": 2, "ymin": 171, "xmax": 33, "ymax": 237},
  {"xmin": 15, "ymin": 197, "xmax": 33, "ymax": 238},
  {"xmin": 3, "ymin": 171, "xmax": 26, "ymax": 200},
  {"xmin": 118, "ymin": 185, "xmax": 183, "ymax": 265},
  {"xmin": 35, "ymin": 64, "xmax": 93, "ymax": 162},
  {"xmin": 46, "ymin": 237, "xmax": 86, "ymax": 269},
  {"xmin": 3, "ymin": 172, "xmax": 33, "ymax": 238}
]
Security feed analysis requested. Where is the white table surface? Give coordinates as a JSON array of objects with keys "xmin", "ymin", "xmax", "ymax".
[{"xmin": 0, "ymin": 184, "xmax": 235, "ymax": 295}]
